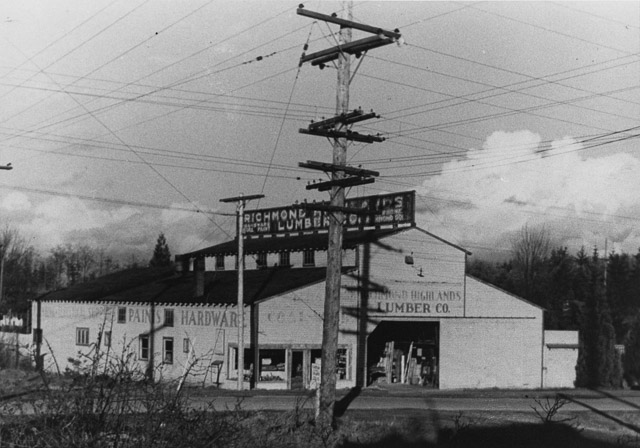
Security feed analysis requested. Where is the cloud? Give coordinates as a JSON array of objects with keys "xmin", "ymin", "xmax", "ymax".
[
  {"xmin": 417, "ymin": 130, "xmax": 640, "ymax": 257},
  {"xmin": 1, "ymin": 192, "xmax": 31, "ymax": 212}
]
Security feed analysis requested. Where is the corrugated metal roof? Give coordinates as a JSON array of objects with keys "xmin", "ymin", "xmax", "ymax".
[{"xmin": 39, "ymin": 266, "xmax": 353, "ymax": 306}]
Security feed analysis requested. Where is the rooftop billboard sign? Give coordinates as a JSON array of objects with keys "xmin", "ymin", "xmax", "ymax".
[{"xmin": 243, "ymin": 190, "xmax": 415, "ymax": 236}]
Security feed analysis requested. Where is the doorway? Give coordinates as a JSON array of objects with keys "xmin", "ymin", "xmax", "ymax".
[
  {"xmin": 367, "ymin": 321, "xmax": 439, "ymax": 387},
  {"xmin": 291, "ymin": 350, "xmax": 304, "ymax": 390}
]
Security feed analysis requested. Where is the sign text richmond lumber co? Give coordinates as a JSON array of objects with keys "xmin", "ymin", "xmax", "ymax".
[{"xmin": 242, "ymin": 191, "xmax": 415, "ymax": 236}]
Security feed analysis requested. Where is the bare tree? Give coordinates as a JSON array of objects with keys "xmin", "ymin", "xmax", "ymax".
[
  {"xmin": 511, "ymin": 224, "xmax": 551, "ymax": 301},
  {"xmin": 50, "ymin": 245, "xmax": 68, "ymax": 289},
  {"xmin": 76, "ymin": 245, "xmax": 96, "ymax": 282}
]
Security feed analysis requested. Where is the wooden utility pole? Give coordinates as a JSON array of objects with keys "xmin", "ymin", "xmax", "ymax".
[
  {"xmin": 317, "ymin": 0, "xmax": 352, "ymax": 425},
  {"xmin": 220, "ymin": 193, "xmax": 264, "ymax": 391},
  {"xmin": 297, "ymin": 2, "xmax": 401, "ymax": 426}
]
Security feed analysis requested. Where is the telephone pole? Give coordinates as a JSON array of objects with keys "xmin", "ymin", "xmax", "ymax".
[
  {"xmin": 220, "ymin": 193, "xmax": 264, "ymax": 391},
  {"xmin": 297, "ymin": 2, "xmax": 401, "ymax": 425}
]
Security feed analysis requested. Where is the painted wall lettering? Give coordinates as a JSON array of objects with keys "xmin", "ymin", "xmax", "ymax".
[
  {"xmin": 360, "ymin": 286, "xmax": 464, "ymax": 317},
  {"xmin": 265, "ymin": 311, "xmax": 308, "ymax": 324},
  {"xmin": 180, "ymin": 310, "xmax": 238, "ymax": 328},
  {"xmin": 242, "ymin": 191, "xmax": 415, "ymax": 236}
]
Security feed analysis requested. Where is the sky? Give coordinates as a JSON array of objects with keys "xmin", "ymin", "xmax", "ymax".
[{"xmin": 0, "ymin": 0, "xmax": 638, "ymax": 263}]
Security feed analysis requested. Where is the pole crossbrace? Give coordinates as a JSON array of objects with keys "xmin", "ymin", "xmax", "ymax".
[
  {"xmin": 299, "ymin": 160, "xmax": 379, "ymax": 177},
  {"xmin": 306, "ymin": 176, "xmax": 375, "ymax": 191},
  {"xmin": 296, "ymin": 7, "xmax": 401, "ymax": 40},
  {"xmin": 308, "ymin": 109, "xmax": 379, "ymax": 131},
  {"xmin": 299, "ymin": 128, "xmax": 385, "ymax": 143}
]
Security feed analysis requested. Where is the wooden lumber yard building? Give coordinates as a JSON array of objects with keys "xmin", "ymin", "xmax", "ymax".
[{"xmin": 32, "ymin": 191, "xmax": 578, "ymax": 390}]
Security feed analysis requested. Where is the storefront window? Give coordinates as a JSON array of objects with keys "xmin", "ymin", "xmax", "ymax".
[
  {"xmin": 310, "ymin": 348, "xmax": 350, "ymax": 381},
  {"xmin": 259, "ymin": 349, "xmax": 286, "ymax": 382}
]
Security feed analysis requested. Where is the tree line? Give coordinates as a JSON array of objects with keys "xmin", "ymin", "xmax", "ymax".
[
  {"xmin": 0, "ymin": 227, "xmax": 172, "ymax": 316},
  {"xmin": 468, "ymin": 225, "xmax": 640, "ymax": 388}
]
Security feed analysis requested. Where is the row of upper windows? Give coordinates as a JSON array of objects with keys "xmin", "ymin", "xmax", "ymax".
[{"xmin": 215, "ymin": 250, "xmax": 315, "ymax": 271}]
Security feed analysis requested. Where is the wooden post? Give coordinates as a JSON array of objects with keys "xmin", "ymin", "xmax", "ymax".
[
  {"xmin": 318, "ymin": 0, "xmax": 352, "ymax": 427},
  {"xmin": 220, "ymin": 193, "xmax": 264, "ymax": 391},
  {"xmin": 35, "ymin": 298, "xmax": 42, "ymax": 371}
]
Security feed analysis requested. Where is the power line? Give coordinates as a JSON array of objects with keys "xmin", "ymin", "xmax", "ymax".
[
  {"xmin": 0, "ymin": 4, "xmax": 300, "ymax": 146},
  {"xmin": 369, "ymin": 54, "xmax": 640, "ymax": 129},
  {"xmin": 5, "ymin": 33, "xmax": 238, "ymax": 241},
  {"xmin": 0, "ymin": 0, "xmax": 155, "ymax": 125},
  {"xmin": 258, "ymin": 23, "xmax": 319, "ymax": 202},
  {"xmin": 357, "ymin": 66, "xmax": 640, "ymax": 139},
  {"xmin": 379, "ymin": 129, "xmax": 640, "ymax": 178},
  {"xmin": 0, "ymin": 182, "xmax": 232, "ymax": 216},
  {"xmin": 0, "ymin": 0, "xmax": 120, "ymax": 100},
  {"xmin": 468, "ymin": 2, "xmax": 638, "ymax": 56}
]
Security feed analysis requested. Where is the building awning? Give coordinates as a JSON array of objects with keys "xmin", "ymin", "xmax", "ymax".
[{"xmin": 176, "ymin": 226, "xmax": 410, "ymax": 260}]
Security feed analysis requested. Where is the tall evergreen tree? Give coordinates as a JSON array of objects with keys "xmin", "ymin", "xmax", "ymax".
[
  {"xmin": 546, "ymin": 247, "xmax": 577, "ymax": 330},
  {"xmin": 575, "ymin": 250, "xmax": 622, "ymax": 388},
  {"xmin": 607, "ymin": 252, "xmax": 633, "ymax": 343},
  {"xmin": 149, "ymin": 233, "xmax": 172, "ymax": 267},
  {"xmin": 624, "ymin": 314, "xmax": 640, "ymax": 386}
]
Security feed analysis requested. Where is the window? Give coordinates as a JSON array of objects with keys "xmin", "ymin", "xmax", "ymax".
[
  {"xmin": 303, "ymin": 249, "xmax": 315, "ymax": 267},
  {"xmin": 279, "ymin": 252, "xmax": 290, "ymax": 267},
  {"xmin": 259, "ymin": 349, "xmax": 286, "ymax": 382},
  {"xmin": 163, "ymin": 337, "xmax": 174, "ymax": 364},
  {"xmin": 164, "ymin": 308, "xmax": 174, "ymax": 327},
  {"xmin": 139, "ymin": 335, "xmax": 149, "ymax": 360},
  {"xmin": 183, "ymin": 338, "xmax": 190, "ymax": 353},
  {"xmin": 76, "ymin": 328, "xmax": 90, "ymax": 346},
  {"xmin": 117, "ymin": 307, "xmax": 126, "ymax": 323},
  {"xmin": 103, "ymin": 331, "xmax": 111, "ymax": 347},
  {"xmin": 215, "ymin": 254, "xmax": 225, "ymax": 271},
  {"xmin": 256, "ymin": 253, "xmax": 267, "ymax": 269}
]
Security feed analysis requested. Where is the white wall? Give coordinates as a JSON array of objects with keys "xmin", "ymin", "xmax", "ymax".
[
  {"xmin": 440, "ymin": 317, "xmax": 543, "ymax": 389},
  {"xmin": 543, "ymin": 330, "xmax": 578, "ymax": 388},
  {"xmin": 35, "ymin": 300, "xmax": 241, "ymax": 387}
]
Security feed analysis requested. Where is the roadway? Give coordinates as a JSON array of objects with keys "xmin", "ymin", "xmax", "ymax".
[{"xmin": 193, "ymin": 386, "xmax": 640, "ymax": 415}]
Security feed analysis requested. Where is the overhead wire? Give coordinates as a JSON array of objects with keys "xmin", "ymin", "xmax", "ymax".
[
  {"xmin": 378, "ymin": 127, "xmax": 640, "ymax": 178},
  {"xmin": 0, "ymin": 183, "xmax": 234, "ymax": 216},
  {"xmin": 0, "ymin": 0, "xmax": 120, "ymax": 99},
  {"xmin": 369, "ymin": 54, "xmax": 640, "ymax": 131},
  {"xmin": 258, "ymin": 22, "xmax": 317, "ymax": 202},
  {"xmin": 0, "ymin": 0, "xmax": 155, "ymax": 125},
  {"xmin": 354, "ymin": 61, "xmax": 640, "ymax": 141},
  {"xmin": 0, "ymin": 11, "xmax": 309, "ymax": 147}
]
